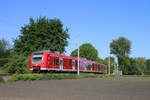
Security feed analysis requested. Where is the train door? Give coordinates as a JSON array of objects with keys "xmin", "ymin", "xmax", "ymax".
[
  {"xmin": 98, "ymin": 64, "xmax": 100, "ymax": 72},
  {"xmin": 72, "ymin": 59, "xmax": 75, "ymax": 71},
  {"xmin": 55, "ymin": 56, "xmax": 59, "ymax": 70},
  {"xmin": 96, "ymin": 64, "xmax": 98, "ymax": 72},
  {"xmin": 47, "ymin": 55, "xmax": 51, "ymax": 69},
  {"xmin": 52, "ymin": 56, "xmax": 55, "ymax": 69},
  {"xmin": 59, "ymin": 58, "xmax": 63, "ymax": 71},
  {"xmin": 75, "ymin": 60, "xmax": 78, "ymax": 71},
  {"xmin": 63, "ymin": 58, "xmax": 67, "ymax": 70},
  {"xmin": 100, "ymin": 64, "xmax": 103, "ymax": 72},
  {"xmin": 90, "ymin": 64, "xmax": 93, "ymax": 72},
  {"xmin": 48, "ymin": 55, "xmax": 53, "ymax": 69}
]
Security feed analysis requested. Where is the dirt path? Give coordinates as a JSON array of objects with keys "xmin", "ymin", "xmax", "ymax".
[{"xmin": 0, "ymin": 77, "xmax": 150, "ymax": 100}]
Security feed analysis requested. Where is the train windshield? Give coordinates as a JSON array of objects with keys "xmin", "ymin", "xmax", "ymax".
[{"xmin": 32, "ymin": 52, "xmax": 43, "ymax": 64}]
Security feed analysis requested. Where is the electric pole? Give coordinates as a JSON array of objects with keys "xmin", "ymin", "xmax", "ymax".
[
  {"xmin": 108, "ymin": 54, "xmax": 110, "ymax": 75},
  {"xmin": 77, "ymin": 35, "xmax": 80, "ymax": 76}
]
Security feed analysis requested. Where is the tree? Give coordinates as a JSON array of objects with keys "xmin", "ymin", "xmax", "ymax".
[
  {"xmin": 135, "ymin": 57, "xmax": 146, "ymax": 73},
  {"xmin": 0, "ymin": 39, "xmax": 10, "ymax": 67},
  {"xmin": 145, "ymin": 59, "xmax": 150, "ymax": 75},
  {"xmin": 0, "ymin": 39, "xmax": 10, "ymax": 58},
  {"xmin": 70, "ymin": 43, "xmax": 98, "ymax": 61},
  {"xmin": 96, "ymin": 57, "xmax": 104, "ymax": 63},
  {"xmin": 110, "ymin": 37, "xmax": 131, "ymax": 74},
  {"xmin": 14, "ymin": 16, "xmax": 69, "ymax": 56},
  {"xmin": 146, "ymin": 59, "xmax": 150, "ymax": 70},
  {"xmin": 103, "ymin": 56, "xmax": 115, "ymax": 73},
  {"xmin": 127, "ymin": 58, "xmax": 142, "ymax": 75}
]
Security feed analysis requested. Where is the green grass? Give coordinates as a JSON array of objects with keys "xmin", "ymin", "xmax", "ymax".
[
  {"xmin": 0, "ymin": 76, "xmax": 4, "ymax": 83},
  {"xmin": 8, "ymin": 73, "xmax": 111, "ymax": 82}
]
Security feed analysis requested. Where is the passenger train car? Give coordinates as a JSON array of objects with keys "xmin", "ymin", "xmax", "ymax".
[{"xmin": 29, "ymin": 51, "xmax": 107, "ymax": 73}]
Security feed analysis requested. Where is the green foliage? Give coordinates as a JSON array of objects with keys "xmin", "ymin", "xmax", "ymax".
[
  {"xmin": 104, "ymin": 56, "xmax": 115, "ymax": 73},
  {"xmin": 4, "ymin": 55, "xmax": 30, "ymax": 74},
  {"xmin": 8, "ymin": 73, "xmax": 109, "ymax": 82},
  {"xmin": 134, "ymin": 57, "xmax": 146, "ymax": 73},
  {"xmin": 110, "ymin": 37, "xmax": 131, "ymax": 74},
  {"xmin": 0, "ymin": 58, "xmax": 8, "ymax": 67},
  {"xmin": 110, "ymin": 37, "xmax": 131, "ymax": 57},
  {"xmin": 125, "ymin": 58, "xmax": 143, "ymax": 75},
  {"xmin": 146, "ymin": 59, "xmax": 150, "ymax": 71},
  {"xmin": 0, "ymin": 39, "xmax": 9, "ymax": 57},
  {"xmin": 0, "ymin": 39, "xmax": 10, "ymax": 67},
  {"xmin": 144, "ymin": 70, "xmax": 150, "ymax": 75},
  {"xmin": 96, "ymin": 57, "xmax": 104, "ymax": 63},
  {"xmin": 70, "ymin": 43, "xmax": 98, "ymax": 61},
  {"xmin": 14, "ymin": 16, "xmax": 69, "ymax": 56},
  {"xmin": 0, "ymin": 76, "xmax": 4, "ymax": 83}
]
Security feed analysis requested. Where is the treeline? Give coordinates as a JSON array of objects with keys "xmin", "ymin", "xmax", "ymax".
[
  {"xmin": 0, "ymin": 16, "xmax": 150, "ymax": 75},
  {"xmin": 70, "ymin": 41, "xmax": 150, "ymax": 75}
]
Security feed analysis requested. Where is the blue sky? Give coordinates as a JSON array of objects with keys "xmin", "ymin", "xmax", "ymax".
[{"xmin": 0, "ymin": 0, "xmax": 150, "ymax": 59}]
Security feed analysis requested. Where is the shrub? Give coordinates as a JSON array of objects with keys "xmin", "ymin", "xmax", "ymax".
[
  {"xmin": 144, "ymin": 70, "xmax": 150, "ymax": 75},
  {"xmin": 4, "ymin": 54, "xmax": 30, "ymax": 74},
  {"xmin": 0, "ymin": 76, "xmax": 4, "ymax": 83}
]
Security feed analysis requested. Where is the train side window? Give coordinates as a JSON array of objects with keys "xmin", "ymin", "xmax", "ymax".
[
  {"xmin": 82, "ymin": 63, "xmax": 85, "ymax": 67},
  {"xmin": 93, "ymin": 65, "xmax": 94, "ymax": 68},
  {"xmin": 52, "ymin": 58, "xmax": 55, "ymax": 65},
  {"xmin": 63, "ymin": 60, "xmax": 66, "ymax": 66},
  {"xmin": 75, "ymin": 62, "xmax": 77, "ymax": 67},
  {"xmin": 94, "ymin": 64, "xmax": 96, "ymax": 69},
  {"xmin": 56, "ymin": 59, "xmax": 59, "ymax": 65},
  {"xmin": 98, "ymin": 65, "xmax": 100, "ymax": 70},
  {"xmin": 60, "ymin": 59, "xmax": 63, "ymax": 65},
  {"xmin": 72, "ymin": 61, "xmax": 75, "ymax": 66},
  {"xmin": 70, "ymin": 59, "xmax": 72, "ymax": 66},
  {"xmin": 100, "ymin": 65, "xmax": 102, "ymax": 70}
]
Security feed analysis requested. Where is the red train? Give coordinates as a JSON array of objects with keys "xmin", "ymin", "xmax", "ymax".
[{"xmin": 29, "ymin": 50, "xmax": 107, "ymax": 73}]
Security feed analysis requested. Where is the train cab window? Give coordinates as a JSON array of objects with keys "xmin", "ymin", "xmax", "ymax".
[
  {"xmin": 48, "ymin": 55, "xmax": 50, "ymax": 60},
  {"xmin": 63, "ymin": 60, "xmax": 66, "ymax": 66},
  {"xmin": 56, "ymin": 59, "xmax": 59, "ymax": 65},
  {"xmin": 70, "ymin": 59, "xmax": 72, "ymax": 66},
  {"xmin": 52, "ymin": 58, "xmax": 55, "ymax": 65}
]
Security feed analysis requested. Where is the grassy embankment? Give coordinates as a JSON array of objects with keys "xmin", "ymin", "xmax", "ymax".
[
  {"xmin": 1, "ymin": 73, "xmax": 150, "ymax": 83},
  {"xmin": 8, "ymin": 73, "xmax": 111, "ymax": 82}
]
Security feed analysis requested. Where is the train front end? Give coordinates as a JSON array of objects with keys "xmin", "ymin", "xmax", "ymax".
[{"xmin": 29, "ymin": 52, "xmax": 47, "ymax": 72}]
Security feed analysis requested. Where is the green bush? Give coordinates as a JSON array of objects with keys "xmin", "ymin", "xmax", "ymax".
[
  {"xmin": 0, "ymin": 76, "xmax": 4, "ymax": 83},
  {"xmin": 8, "ymin": 73, "xmax": 108, "ymax": 82},
  {"xmin": 4, "ymin": 55, "xmax": 30, "ymax": 74},
  {"xmin": 144, "ymin": 70, "xmax": 150, "ymax": 75},
  {"xmin": 0, "ymin": 58, "xmax": 8, "ymax": 68}
]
